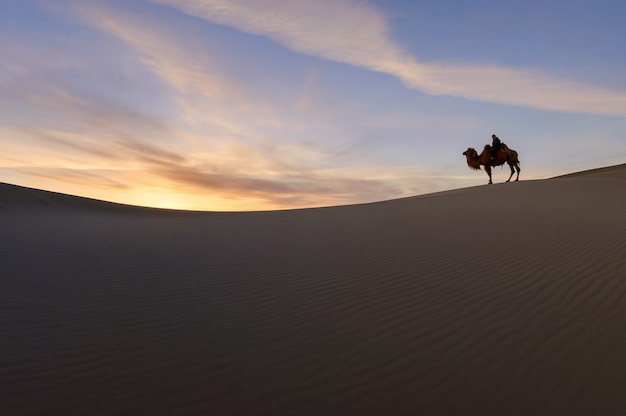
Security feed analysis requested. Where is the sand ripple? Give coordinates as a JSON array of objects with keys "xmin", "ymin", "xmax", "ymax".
[{"xmin": 1, "ymin": 176, "xmax": 625, "ymax": 415}]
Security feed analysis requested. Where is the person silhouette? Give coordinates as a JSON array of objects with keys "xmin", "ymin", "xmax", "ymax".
[{"xmin": 490, "ymin": 134, "xmax": 502, "ymax": 161}]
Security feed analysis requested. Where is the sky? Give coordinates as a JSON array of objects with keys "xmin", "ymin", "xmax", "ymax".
[{"xmin": 1, "ymin": 0, "xmax": 625, "ymax": 211}]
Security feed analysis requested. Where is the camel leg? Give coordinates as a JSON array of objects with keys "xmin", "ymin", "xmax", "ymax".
[
  {"xmin": 506, "ymin": 163, "xmax": 514, "ymax": 182},
  {"xmin": 485, "ymin": 165, "xmax": 493, "ymax": 184},
  {"xmin": 515, "ymin": 164, "xmax": 521, "ymax": 181}
]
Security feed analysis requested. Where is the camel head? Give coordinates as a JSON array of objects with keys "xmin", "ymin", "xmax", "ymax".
[
  {"xmin": 463, "ymin": 148, "xmax": 481, "ymax": 170},
  {"xmin": 463, "ymin": 148, "xmax": 477, "ymax": 157}
]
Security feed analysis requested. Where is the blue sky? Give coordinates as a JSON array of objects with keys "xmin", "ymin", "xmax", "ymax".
[{"xmin": 1, "ymin": 0, "xmax": 625, "ymax": 210}]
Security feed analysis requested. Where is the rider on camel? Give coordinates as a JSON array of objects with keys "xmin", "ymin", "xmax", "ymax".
[{"xmin": 490, "ymin": 134, "xmax": 502, "ymax": 161}]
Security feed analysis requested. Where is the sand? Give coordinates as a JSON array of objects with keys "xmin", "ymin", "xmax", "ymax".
[
  {"xmin": 553, "ymin": 162, "xmax": 626, "ymax": 179},
  {"xmin": 1, "ymin": 165, "xmax": 625, "ymax": 415}
]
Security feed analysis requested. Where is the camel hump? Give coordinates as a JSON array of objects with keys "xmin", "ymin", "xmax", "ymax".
[{"xmin": 500, "ymin": 143, "xmax": 509, "ymax": 151}]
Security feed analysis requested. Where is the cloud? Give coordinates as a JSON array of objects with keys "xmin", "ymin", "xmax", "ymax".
[
  {"xmin": 149, "ymin": 162, "xmax": 414, "ymax": 208},
  {"xmin": 410, "ymin": 63, "xmax": 626, "ymax": 116},
  {"xmin": 15, "ymin": 127, "xmax": 119, "ymax": 160},
  {"xmin": 0, "ymin": 49, "xmax": 171, "ymax": 137},
  {"xmin": 3, "ymin": 117, "xmax": 426, "ymax": 210},
  {"xmin": 73, "ymin": 3, "xmax": 246, "ymax": 124},
  {"xmin": 13, "ymin": 167, "xmax": 130, "ymax": 190},
  {"xmin": 148, "ymin": 0, "xmax": 626, "ymax": 116}
]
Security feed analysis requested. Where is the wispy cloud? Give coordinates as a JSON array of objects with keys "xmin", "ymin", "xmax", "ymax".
[
  {"xmin": 13, "ymin": 167, "xmax": 131, "ymax": 190},
  {"xmin": 3, "ymin": 121, "xmax": 422, "ymax": 210},
  {"xmin": 74, "ymin": 3, "xmax": 253, "ymax": 131},
  {"xmin": 148, "ymin": 0, "xmax": 626, "ymax": 116},
  {"xmin": 0, "ymin": 48, "xmax": 171, "ymax": 136}
]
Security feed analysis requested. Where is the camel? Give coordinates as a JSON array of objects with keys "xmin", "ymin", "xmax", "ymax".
[{"xmin": 463, "ymin": 143, "xmax": 521, "ymax": 184}]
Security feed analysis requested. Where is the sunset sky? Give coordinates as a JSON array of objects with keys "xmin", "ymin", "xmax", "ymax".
[{"xmin": 2, "ymin": 0, "xmax": 625, "ymax": 211}]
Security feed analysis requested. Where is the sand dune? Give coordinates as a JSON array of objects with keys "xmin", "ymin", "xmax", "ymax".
[
  {"xmin": 1, "ymin": 165, "xmax": 625, "ymax": 415},
  {"xmin": 553, "ymin": 162, "xmax": 626, "ymax": 179}
]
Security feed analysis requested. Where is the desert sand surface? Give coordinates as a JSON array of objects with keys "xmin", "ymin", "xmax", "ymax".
[
  {"xmin": 553, "ymin": 162, "xmax": 626, "ymax": 179},
  {"xmin": 1, "ymin": 164, "xmax": 625, "ymax": 415}
]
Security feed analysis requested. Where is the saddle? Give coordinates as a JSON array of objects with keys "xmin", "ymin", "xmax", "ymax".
[{"xmin": 486, "ymin": 143, "xmax": 508, "ymax": 161}]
